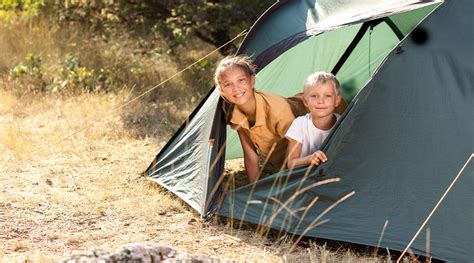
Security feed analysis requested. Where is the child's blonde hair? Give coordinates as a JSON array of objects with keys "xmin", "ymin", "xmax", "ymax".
[
  {"xmin": 214, "ymin": 55, "xmax": 256, "ymax": 90},
  {"xmin": 303, "ymin": 71, "xmax": 341, "ymax": 95}
]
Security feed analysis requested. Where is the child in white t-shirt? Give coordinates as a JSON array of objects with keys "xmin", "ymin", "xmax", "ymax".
[{"xmin": 285, "ymin": 72, "xmax": 343, "ymax": 168}]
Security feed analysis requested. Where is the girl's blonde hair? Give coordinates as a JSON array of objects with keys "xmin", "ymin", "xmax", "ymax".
[
  {"xmin": 214, "ymin": 55, "xmax": 256, "ymax": 90},
  {"xmin": 304, "ymin": 71, "xmax": 341, "ymax": 95}
]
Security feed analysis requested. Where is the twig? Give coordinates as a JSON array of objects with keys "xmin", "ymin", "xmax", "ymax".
[
  {"xmin": 373, "ymin": 220, "xmax": 389, "ymax": 256},
  {"xmin": 238, "ymin": 142, "xmax": 277, "ymax": 231},
  {"xmin": 289, "ymin": 190, "xmax": 356, "ymax": 252},
  {"xmin": 289, "ymin": 196, "xmax": 319, "ymax": 241},
  {"xmin": 264, "ymin": 178, "xmax": 341, "ymax": 234},
  {"xmin": 268, "ymin": 197, "xmax": 300, "ymax": 220},
  {"xmin": 396, "ymin": 153, "xmax": 473, "ymax": 263}
]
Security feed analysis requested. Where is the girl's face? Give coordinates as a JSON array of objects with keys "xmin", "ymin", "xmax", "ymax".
[{"xmin": 219, "ymin": 66, "xmax": 255, "ymax": 106}]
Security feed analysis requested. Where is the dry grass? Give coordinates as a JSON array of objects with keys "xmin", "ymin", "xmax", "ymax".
[
  {"xmin": 0, "ymin": 17, "xmax": 216, "ymax": 102},
  {"xmin": 0, "ymin": 89, "xmax": 400, "ymax": 262},
  {"xmin": 0, "ymin": 10, "xmax": 423, "ymax": 263}
]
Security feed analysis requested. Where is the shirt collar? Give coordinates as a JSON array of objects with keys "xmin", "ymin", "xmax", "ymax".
[{"xmin": 230, "ymin": 91, "xmax": 267, "ymax": 129}]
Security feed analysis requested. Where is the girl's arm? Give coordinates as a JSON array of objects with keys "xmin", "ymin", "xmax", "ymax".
[{"xmin": 237, "ymin": 129, "xmax": 260, "ymax": 183}]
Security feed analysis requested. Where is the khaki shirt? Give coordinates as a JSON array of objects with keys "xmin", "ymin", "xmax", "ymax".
[{"xmin": 230, "ymin": 91, "xmax": 307, "ymax": 168}]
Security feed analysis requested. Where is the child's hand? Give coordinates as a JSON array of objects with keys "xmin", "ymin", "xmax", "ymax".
[{"xmin": 310, "ymin": 150, "xmax": 327, "ymax": 166}]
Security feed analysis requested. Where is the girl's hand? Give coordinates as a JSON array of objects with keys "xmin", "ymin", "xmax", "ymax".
[{"xmin": 310, "ymin": 150, "xmax": 327, "ymax": 166}]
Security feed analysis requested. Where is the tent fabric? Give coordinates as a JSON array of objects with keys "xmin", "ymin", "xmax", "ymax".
[
  {"xmin": 145, "ymin": 0, "xmax": 473, "ymax": 261},
  {"xmin": 146, "ymin": 91, "xmax": 221, "ymax": 214},
  {"xmin": 225, "ymin": 3, "xmax": 439, "ymax": 159},
  {"xmin": 146, "ymin": 0, "xmax": 441, "ymax": 214},
  {"xmin": 239, "ymin": 0, "xmax": 441, "ymax": 68},
  {"xmin": 219, "ymin": 1, "xmax": 474, "ymax": 262}
]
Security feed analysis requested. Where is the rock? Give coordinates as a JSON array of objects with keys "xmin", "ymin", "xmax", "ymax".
[
  {"xmin": 45, "ymin": 178, "xmax": 53, "ymax": 186},
  {"xmin": 59, "ymin": 244, "xmax": 221, "ymax": 263}
]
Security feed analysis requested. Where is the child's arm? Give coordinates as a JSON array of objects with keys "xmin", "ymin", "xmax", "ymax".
[
  {"xmin": 238, "ymin": 130, "xmax": 260, "ymax": 183},
  {"xmin": 309, "ymin": 150, "xmax": 328, "ymax": 165},
  {"xmin": 286, "ymin": 138, "xmax": 311, "ymax": 168},
  {"xmin": 287, "ymin": 138, "xmax": 328, "ymax": 169}
]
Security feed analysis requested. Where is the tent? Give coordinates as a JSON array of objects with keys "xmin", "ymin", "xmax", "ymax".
[{"xmin": 145, "ymin": 0, "xmax": 474, "ymax": 261}]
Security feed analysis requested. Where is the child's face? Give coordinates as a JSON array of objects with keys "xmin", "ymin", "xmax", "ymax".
[
  {"xmin": 219, "ymin": 66, "xmax": 255, "ymax": 106},
  {"xmin": 303, "ymin": 81, "xmax": 341, "ymax": 118}
]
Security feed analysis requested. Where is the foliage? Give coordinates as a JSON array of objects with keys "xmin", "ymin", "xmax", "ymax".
[
  {"xmin": 11, "ymin": 53, "xmax": 43, "ymax": 79},
  {"xmin": 9, "ymin": 53, "xmax": 46, "ymax": 92},
  {"xmin": 1, "ymin": 0, "xmax": 274, "ymax": 54},
  {"xmin": 161, "ymin": 0, "xmax": 274, "ymax": 54},
  {"xmin": 0, "ymin": 0, "xmax": 273, "ymax": 106},
  {"xmin": 55, "ymin": 54, "xmax": 95, "ymax": 92},
  {"xmin": 0, "ymin": 0, "xmax": 45, "ymax": 19}
]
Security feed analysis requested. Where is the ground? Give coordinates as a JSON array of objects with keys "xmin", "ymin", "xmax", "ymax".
[{"xmin": 0, "ymin": 90, "xmax": 389, "ymax": 262}]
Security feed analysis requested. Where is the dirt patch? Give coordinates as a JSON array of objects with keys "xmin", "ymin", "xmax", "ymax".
[{"xmin": 0, "ymin": 92, "xmax": 387, "ymax": 262}]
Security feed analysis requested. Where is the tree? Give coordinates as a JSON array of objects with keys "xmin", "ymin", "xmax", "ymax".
[{"xmin": 13, "ymin": 0, "xmax": 275, "ymax": 55}]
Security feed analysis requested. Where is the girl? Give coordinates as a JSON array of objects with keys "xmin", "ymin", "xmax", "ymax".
[{"xmin": 214, "ymin": 55, "xmax": 308, "ymax": 183}]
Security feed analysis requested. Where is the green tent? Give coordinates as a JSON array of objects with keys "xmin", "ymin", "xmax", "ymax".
[{"xmin": 145, "ymin": 0, "xmax": 473, "ymax": 261}]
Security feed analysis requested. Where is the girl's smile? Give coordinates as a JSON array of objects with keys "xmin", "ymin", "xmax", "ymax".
[{"xmin": 219, "ymin": 66, "xmax": 256, "ymax": 106}]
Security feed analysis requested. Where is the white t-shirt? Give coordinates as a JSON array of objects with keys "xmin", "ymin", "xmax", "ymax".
[{"xmin": 285, "ymin": 113, "xmax": 341, "ymax": 158}]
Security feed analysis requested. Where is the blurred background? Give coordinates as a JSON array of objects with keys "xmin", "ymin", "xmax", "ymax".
[{"xmin": 0, "ymin": 0, "xmax": 273, "ymax": 137}]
